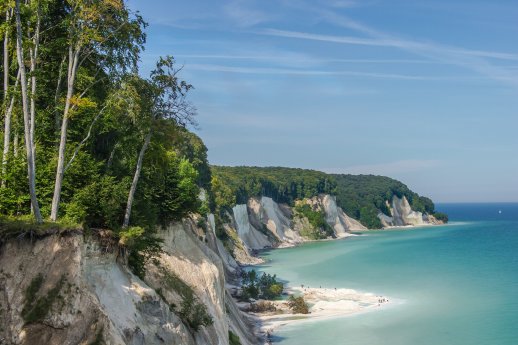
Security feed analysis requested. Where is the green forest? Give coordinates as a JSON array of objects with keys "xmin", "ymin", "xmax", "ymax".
[
  {"xmin": 0, "ymin": 0, "xmax": 212, "ymax": 263},
  {"xmin": 211, "ymin": 166, "xmax": 439, "ymax": 228}
]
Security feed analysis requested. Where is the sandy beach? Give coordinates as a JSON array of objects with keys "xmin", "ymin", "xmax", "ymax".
[{"xmin": 246, "ymin": 286, "xmax": 395, "ymax": 343}]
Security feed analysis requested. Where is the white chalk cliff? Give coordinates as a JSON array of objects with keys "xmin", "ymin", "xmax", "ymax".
[
  {"xmin": 225, "ymin": 194, "xmax": 366, "ymax": 254},
  {"xmin": 222, "ymin": 194, "xmax": 443, "ymax": 260},
  {"xmin": 377, "ymin": 195, "xmax": 443, "ymax": 228},
  {"xmin": 0, "ymin": 219, "xmax": 257, "ymax": 345},
  {"xmin": 306, "ymin": 194, "xmax": 367, "ymax": 236}
]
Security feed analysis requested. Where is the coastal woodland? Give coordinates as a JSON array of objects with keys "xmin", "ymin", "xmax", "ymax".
[{"xmin": 211, "ymin": 166, "xmax": 446, "ymax": 228}]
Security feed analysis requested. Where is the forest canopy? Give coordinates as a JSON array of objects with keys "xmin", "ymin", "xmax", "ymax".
[
  {"xmin": 0, "ymin": 0, "xmax": 210, "ymax": 233},
  {"xmin": 211, "ymin": 166, "xmax": 436, "ymax": 229}
]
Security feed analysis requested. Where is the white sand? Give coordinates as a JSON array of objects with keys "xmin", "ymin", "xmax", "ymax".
[{"xmin": 250, "ymin": 286, "xmax": 397, "ymax": 342}]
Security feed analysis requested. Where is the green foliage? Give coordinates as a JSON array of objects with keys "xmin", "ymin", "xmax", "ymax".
[
  {"xmin": 0, "ymin": 215, "xmax": 81, "ymax": 245},
  {"xmin": 118, "ymin": 227, "xmax": 163, "ymax": 279},
  {"xmin": 0, "ymin": 0, "xmax": 208, "ymax": 235},
  {"xmin": 287, "ymin": 295, "xmax": 309, "ymax": 314},
  {"xmin": 332, "ymin": 174, "xmax": 436, "ymax": 228},
  {"xmin": 229, "ymin": 330, "xmax": 242, "ymax": 345},
  {"xmin": 241, "ymin": 270, "xmax": 283, "ymax": 301},
  {"xmin": 210, "ymin": 167, "xmax": 442, "ymax": 229},
  {"xmin": 179, "ymin": 292, "xmax": 214, "ymax": 332},
  {"xmin": 159, "ymin": 266, "xmax": 195, "ymax": 299},
  {"xmin": 156, "ymin": 265, "xmax": 213, "ymax": 331},
  {"xmin": 22, "ymin": 274, "xmax": 66, "ymax": 324},
  {"xmin": 294, "ymin": 203, "xmax": 334, "ymax": 239},
  {"xmin": 64, "ymin": 176, "xmax": 129, "ymax": 229},
  {"xmin": 211, "ymin": 166, "xmax": 336, "ymax": 206},
  {"xmin": 433, "ymin": 212, "xmax": 449, "ymax": 222}
]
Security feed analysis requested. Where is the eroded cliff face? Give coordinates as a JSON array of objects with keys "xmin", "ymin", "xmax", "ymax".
[
  {"xmin": 377, "ymin": 195, "xmax": 444, "ymax": 228},
  {"xmin": 0, "ymin": 221, "xmax": 257, "ymax": 345},
  {"xmin": 222, "ymin": 195, "xmax": 366, "ymax": 257},
  {"xmin": 305, "ymin": 195, "xmax": 367, "ymax": 235},
  {"xmin": 219, "ymin": 194, "xmax": 443, "ymax": 261}
]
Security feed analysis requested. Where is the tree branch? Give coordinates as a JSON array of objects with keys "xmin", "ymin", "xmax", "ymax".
[{"xmin": 64, "ymin": 105, "xmax": 107, "ymax": 172}]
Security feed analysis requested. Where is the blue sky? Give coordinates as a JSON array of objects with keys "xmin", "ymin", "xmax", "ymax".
[{"xmin": 128, "ymin": 0, "xmax": 518, "ymax": 202}]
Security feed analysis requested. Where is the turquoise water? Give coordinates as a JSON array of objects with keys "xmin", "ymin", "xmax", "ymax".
[{"xmin": 256, "ymin": 203, "xmax": 518, "ymax": 345}]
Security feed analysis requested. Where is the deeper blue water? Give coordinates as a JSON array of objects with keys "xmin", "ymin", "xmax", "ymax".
[{"xmin": 256, "ymin": 203, "xmax": 518, "ymax": 345}]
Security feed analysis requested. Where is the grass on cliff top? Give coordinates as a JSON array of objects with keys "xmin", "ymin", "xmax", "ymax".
[{"xmin": 0, "ymin": 215, "xmax": 82, "ymax": 243}]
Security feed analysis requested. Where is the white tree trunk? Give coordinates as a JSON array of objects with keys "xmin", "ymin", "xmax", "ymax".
[
  {"xmin": 3, "ymin": 9, "xmax": 9, "ymax": 103},
  {"xmin": 14, "ymin": 0, "xmax": 42, "ymax": 222},
  {"xmin": 13, "ymin": 132, "xmax": 19, "ymax": 158},
  {"xmin": 30, "ymin": 8, "xmax": 41, "ymax": 175},
  {"xmin": 54, "ymin": 54, "xmax": 66, "ymax": 133},
  {"xmin": 50, "ymin": 45, "xmax": 80, "ymax": 221},
  {"xmin": 28, "ymin": 5, "xmax": 40, "ymax": 173},
  {"xmin": 123, "ymin": 130, "xmax": 152, "ymax": 228},
  {"xmin": 1, "ymin": 70, "xmax": 20, "ymax": 187},
  {"xmin": 1, "ymin": 9, "xmax": 11, "ymax": 187}
]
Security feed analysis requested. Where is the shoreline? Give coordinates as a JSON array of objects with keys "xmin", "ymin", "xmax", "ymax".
[
  {"xmin": 249, "ymin": 287, "xmax": 396, "ymax": 343},
  {"xmin": 257, "ymin": 221, "xmax": 446, "ymax": 253},
  {"xmin": 239, "ymin": 223, "xmax": 443, "ymax": 343}
]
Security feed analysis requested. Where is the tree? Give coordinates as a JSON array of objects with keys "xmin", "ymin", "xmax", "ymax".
[
  {"xmin": 1, "ymin": 6, "xmax": 13, "ymax": 187},
  {"xmin": 14, "ymin": 0, "xmax": 42, "ymax": 222},
  {"xmin": 50, "ymin": 0, "xmax": 145, "ymax": 221},
  {"xmin": 122, "ymin": 56, "xmax": 196, "ymax": 228}
]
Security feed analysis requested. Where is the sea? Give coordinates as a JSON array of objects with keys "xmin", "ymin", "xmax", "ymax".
[{"xmin": 256, "ymin": 203, "xmax": 518, "ymax": 345}]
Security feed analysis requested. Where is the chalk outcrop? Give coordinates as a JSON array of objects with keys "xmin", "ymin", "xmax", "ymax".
[
  {"xmin": 306, "ymin": 194, "xmax": 367, "ymax": 235},
  {"xmin": 221, "ymin": 194, "xmax": 443, "ymax": 260},
  {"xmin": 223, "ymin": 194, "xmax": 366, "ymax": 257},
  {"xmin": 0, "ymin": 221, "xmax": 257, "ymax": 345},
  {"xmin": 377, "ymin": 195, "xmax": 444, "ymax": 228}
]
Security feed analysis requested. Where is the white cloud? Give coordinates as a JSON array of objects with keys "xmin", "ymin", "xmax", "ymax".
[
  {"xmin": 224, "ymin": 0, "xmax": 272, "ymax": 27},
  {"xmin": 186, "ymin": 63, "xmax": 470, "ymax": 81},
  {"xmin": 257, "ymin": 7, "xmax": 518, "ymax": 87}
]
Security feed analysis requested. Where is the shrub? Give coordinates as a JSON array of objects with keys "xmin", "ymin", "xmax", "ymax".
[
  {"xmin": 294, "ymin": 203, "xmax": 334, "ymax": 239},
  {"xmin": 433, "ymin": 212, "xmax": 449, "ymax": 223},
  {"xmin": 241, "ymin": 270, "xmax": 283, "ymax": 301},
  {"xmin": 249, "ymin": 300, "xmax": 276, "ymax": 313},
  {"xmin": 287, "ymin": 296, "xmax": 309, "ymax": 314},
  {"xmin": 118, "ymin": 226, "xmax": 163, "ymax": 279},
  {"xmin": 229, "ymin": 330, "xmax": 242, "ymax": 345},
  {"xmin": 179, "ymin": 292, "xmax": 214, "ymax": 331}
]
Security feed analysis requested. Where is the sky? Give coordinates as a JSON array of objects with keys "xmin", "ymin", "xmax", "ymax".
[{"xmin": 127, "ymin": 0, "xmax": 518, "ymax": 203}]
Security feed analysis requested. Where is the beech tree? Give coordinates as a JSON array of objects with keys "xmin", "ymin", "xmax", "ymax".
[
  {"xmin": 50, "ymin": 0, "xmax": 145, "ymax": 221},
  {"xmin": 1, "ymin": 1, "xmax": 208, "ymax": 235},
  {"xmin": 1, "ymin": 5, "xmax": 14, "ymax": 187},
  {"xmin": 122, "ymin": 56, "xmax": 196, "ymax": 228},
  {"xmin": 14, "ymin": 0, "xmax": 42, "ymax": 222}
]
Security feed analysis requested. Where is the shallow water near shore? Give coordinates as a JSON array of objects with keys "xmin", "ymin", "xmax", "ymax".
[{"xmin": 256, "ymin": 203, "xmax": 518, "ymax": 345}]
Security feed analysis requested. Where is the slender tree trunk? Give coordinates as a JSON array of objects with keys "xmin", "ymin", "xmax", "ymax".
[
  {"xmin": 1, "ymin": 9, "xmax": 11, "ymax": 187},
  {"xmin": 13, "ymin": 132, "xmax": 19, "ymax": 158},
  {"xmin": 2, "ymin": 69, "xmax": 20, "ymax": 187},
  {"xmin": 14, "ymin": 0, "xmax": 42, "ymax": 223},
  {"xmin": 28, "ymin": 5, "xmax": 40, "ymax": 175},
  {"xmin": 3, "ymin": 9, "xmax": 10, "ymax": 103},
  {"xmin": 50, "ymin": 45, "xmax": 80, "ymax": 221},
  {"xmin": 123, "ymin": 130, "xmax": 152, "ymax": 228},
  {"xmin": 106, "ymin": 142, "xmax": 119, "ymax": 169},
  {"xmin": 54, "ymin": 54, "xmax": 66, "ymax": 133}
]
